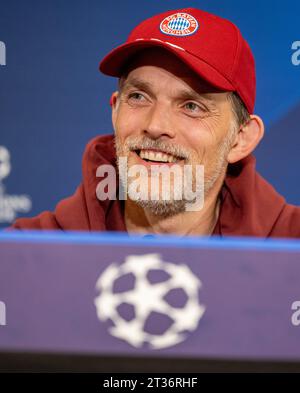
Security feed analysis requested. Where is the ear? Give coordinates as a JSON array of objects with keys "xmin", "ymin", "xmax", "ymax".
[
  {"xmin": 227, "ymin": 115, "xmax": 265, "ymax": 164},
  {"xmin": 111, "ymin": 91, "xmax": 119, "ymax": 131}
]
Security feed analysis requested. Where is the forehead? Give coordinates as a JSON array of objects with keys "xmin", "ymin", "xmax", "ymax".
[{"xmin": 121, "ymin": 48, "xmax": 226, "ymax": 96}]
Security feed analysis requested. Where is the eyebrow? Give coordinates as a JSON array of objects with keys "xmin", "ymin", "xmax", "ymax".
[
  {"xmin": 121, "ymin": 76, "xmax": 218, "ymax": 107},
  {"xmin": 120, "ymin": 77, "xmax": 152, "ymax": 94}
]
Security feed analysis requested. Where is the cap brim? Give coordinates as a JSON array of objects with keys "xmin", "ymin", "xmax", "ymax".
[{"xmin": 99, "ymin": 39, "xmax": 235, "ymax": 92}]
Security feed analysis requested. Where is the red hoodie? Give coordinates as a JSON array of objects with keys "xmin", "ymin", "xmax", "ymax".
[{"xmin": 10, "ymin": 134, "xmax": 300, "ymax": 238}]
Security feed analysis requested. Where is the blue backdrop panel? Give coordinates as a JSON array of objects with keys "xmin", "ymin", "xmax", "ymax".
[{"xmin": 0, "ymin": 0, "xmax": 299, "ymax": 227}]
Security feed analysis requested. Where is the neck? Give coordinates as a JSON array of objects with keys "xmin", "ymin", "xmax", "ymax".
[{"xmin": 125, "ymin": 182, "xmax": 223, "ymax": 237}]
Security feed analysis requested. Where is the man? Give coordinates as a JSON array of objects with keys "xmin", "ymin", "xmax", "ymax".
[{"xmin": 10, "ymin": 8, "xmax": 300, "ymax": 237}]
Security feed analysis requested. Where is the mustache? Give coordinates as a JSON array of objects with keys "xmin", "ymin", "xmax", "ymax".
[{"xmin": 119, "ymin": 136, "xmax": 191, "ymax": 160}]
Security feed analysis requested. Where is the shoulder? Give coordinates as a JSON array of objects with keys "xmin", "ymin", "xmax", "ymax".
[
  {"xmin": 270, "ymin": 202, "xmax": 300, "ymax": 238},
  {"xmin": 82, "ymin": 134, "xmax": 116, "ymax": 167},
  {"xmin": 9, "ymin": 134, "xmax": 116, "ymax": 231}
]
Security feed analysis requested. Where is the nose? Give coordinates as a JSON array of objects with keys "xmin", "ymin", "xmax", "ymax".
[{"xmin": 143, "ymin": 102, "xmax": 176, "ymax": 140}]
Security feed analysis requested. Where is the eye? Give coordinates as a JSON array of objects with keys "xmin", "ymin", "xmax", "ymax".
[
  {"xmin": 184, "ymin": 102, "xmax": 202, "ymax": 113},
  {"xmin": 128, "ymin": 92, "xmax": 146, "ymax": 102}
]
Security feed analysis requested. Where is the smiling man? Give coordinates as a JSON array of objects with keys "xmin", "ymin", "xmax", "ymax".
[
  {"xmin": 111, "ymin": 48, "xmax": 260, "ymax": 236},
  {"xmin": 10, "ymin": 8, "xmax": 300, "ymax": 237}
]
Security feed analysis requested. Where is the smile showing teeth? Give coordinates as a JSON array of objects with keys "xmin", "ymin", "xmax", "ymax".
[{"xmin": 138, "ymin": 150, "xmax": 179, "ymax": 163}]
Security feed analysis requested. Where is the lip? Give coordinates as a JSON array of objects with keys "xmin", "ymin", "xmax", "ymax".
[{"xmin": 131, "ymin": 150, "xmax": 184, "ymax": 167}]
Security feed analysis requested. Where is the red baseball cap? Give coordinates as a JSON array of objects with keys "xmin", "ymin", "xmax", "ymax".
[{"xmin": 99, "ymin": 8, "xmax": 256, "ymax": 113}]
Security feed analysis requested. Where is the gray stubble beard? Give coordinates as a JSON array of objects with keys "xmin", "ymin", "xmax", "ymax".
[{"xmin": 115, "ymin": 123, "xmax": 236, "ymax": 218}]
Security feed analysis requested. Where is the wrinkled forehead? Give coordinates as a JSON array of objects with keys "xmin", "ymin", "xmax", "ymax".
[{"xmin": 120, "ymin": 47, "xmax": 224, "ymax": 95}]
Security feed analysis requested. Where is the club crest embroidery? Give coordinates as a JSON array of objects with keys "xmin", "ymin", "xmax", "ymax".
[{"xmin": 160, "ymin": 13, "xmax": 199, "ymax": 37}]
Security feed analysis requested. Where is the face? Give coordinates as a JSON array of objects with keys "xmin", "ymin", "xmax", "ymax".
[{"xmin": 112, "ymin": 48, "xmax": 237, "ymax": 216}]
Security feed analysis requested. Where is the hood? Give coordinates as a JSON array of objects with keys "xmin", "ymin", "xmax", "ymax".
[
  {"xmin": 57, "ymin": 134, "xmax": 288, "ymax": 237},
  {"xmin": 12, "ymin": 133, "xmax": 298, "ymax": 237}
]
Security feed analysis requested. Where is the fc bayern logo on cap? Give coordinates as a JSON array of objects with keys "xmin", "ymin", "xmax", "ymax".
[{"xmin": 160, "ymin": 12, "xmax": 199, "ymax": 37}]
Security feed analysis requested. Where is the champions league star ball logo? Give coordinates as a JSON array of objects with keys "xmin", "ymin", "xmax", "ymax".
[
  {"xmin": 94, "ymin": 254, "xmax": 205, "ymax": 349},
  {"xmin": 0, "ymin": 146, "xmax": 11, "ymax": 182},
  {"xmin": 160, "ymin": 13, "xmax": 199, "ymax": 37},
  {"xmin": 0, "ymin": 41, "xmax": 6, "ymax": 66},
  {"xmin": 0, "ymin": 146, "xmax": 32, "ymax": 223}
]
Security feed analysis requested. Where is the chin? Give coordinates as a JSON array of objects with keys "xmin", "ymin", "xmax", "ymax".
[{"xmin": 130, "ymin": 198, "xmax": 187, "ymax": 218}]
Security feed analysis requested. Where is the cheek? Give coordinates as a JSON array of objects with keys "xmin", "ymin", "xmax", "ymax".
[
  {"xmin": 182, "ymin": 123, "xmax": 228, "ymax": 166},
  {"xmin": 114, "ymin": 106, "xmax": 144, "ymax": 140},
  {"xmin": 186, "ymin": 117, "xmax": 229, "ymax": 152},
  {"xmin": 182, "ymin": 125, "xmax": 214, "ymax": 159}
]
